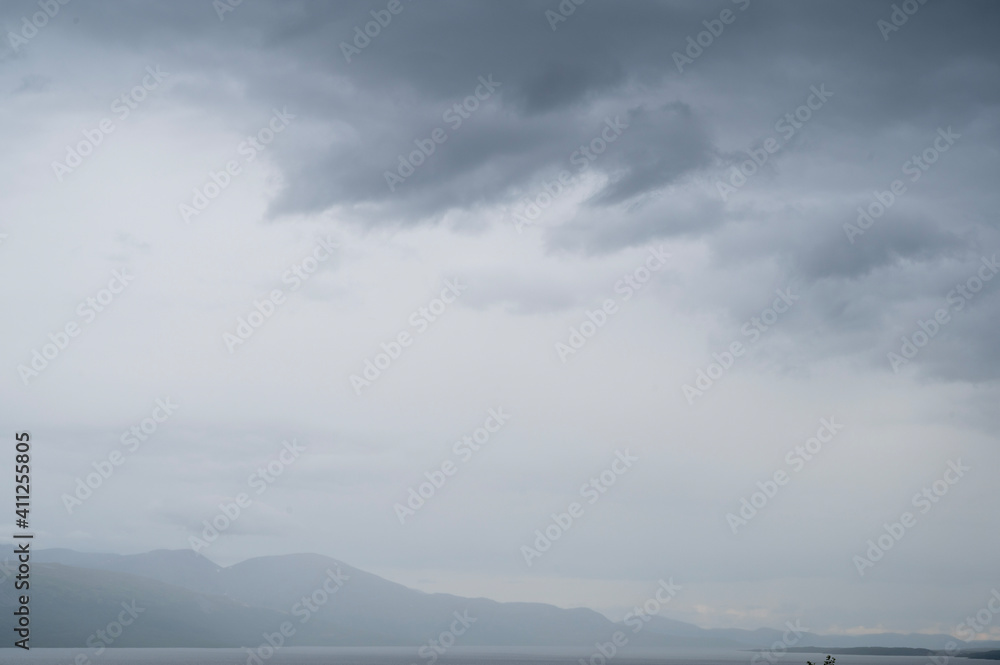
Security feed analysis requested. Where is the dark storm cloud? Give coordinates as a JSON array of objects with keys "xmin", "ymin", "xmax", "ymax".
[
  {"xmin": 9, "ymin": 0, "xmax": 996, "ymax": 221},
  {"xmin": 545, "ymin": 192, "xmax": 727, "ymax": 255},
  {"xmin": 708, "ymin": 208, "xmax": 970, "ymax": 285},
  {"xmin": 508, "ymin": 59, "xmax": 626, "ymax": 115},
  {"xmin": 792, "ymin": 216, "xmax": 967, "ymax": 282},
  {"xmin": 588, "ymin": 102, "xmax": 715, "ymax": 205},
  {"xmin": 5, "ymin": 0, "xmax": 998, "ymax": 384}
]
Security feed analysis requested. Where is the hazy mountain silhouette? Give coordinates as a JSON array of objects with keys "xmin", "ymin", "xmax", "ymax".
[{"xmin": 0, "ymin": 548, "xmax": 973, "ymax": 649}]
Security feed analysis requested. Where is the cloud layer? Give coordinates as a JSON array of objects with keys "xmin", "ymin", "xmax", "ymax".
[{"xmin": 1, "ymin": 0, "xmax": 999, "ymax": 637}]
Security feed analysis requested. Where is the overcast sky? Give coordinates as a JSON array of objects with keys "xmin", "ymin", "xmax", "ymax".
[{"xmin": 2, "ymin": 0, "xmax": 999, "ymax": 638}]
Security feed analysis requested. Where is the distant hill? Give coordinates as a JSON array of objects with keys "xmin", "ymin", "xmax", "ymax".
[
  {"xmin": 964, "ymin": 652, "xmax": 1000, "ymax": 660},
  {"xmin": 0, "ymin": 547, "xmax": 972, "ymax": 649},
  {"xmin": 641, "ymin": 614, "xmax": 958, "ymax": 651},
  {"xmin": 8, "ymin": 549, "xmax": 637, "ymax": 647},
  {"xmin": 783, "ymin": 647, "xmax": 935, "ymax": 656},
  {"xmin": 2, "ymin": 562, "xmax": 288, "ymax": 647}
]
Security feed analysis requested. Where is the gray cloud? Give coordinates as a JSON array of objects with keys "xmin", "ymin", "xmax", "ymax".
[{"xmin": 1, "ymin": 0, "xmax": 999, "ymax": 637}]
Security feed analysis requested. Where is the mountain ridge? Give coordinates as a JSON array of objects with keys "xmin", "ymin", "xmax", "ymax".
[{"xmin": 0, "ymin": 547, "xmax": 979, "ymax": 650}]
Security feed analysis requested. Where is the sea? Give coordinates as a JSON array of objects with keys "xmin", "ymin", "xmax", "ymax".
[{"xmin": 0, "ymin": 647, "xmax": 946, "ymax": 665}]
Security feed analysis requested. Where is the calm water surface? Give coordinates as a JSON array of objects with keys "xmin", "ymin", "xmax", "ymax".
[{"xmin": 0, "ymin": 647, "xmax": 945, "ymax": 665}]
